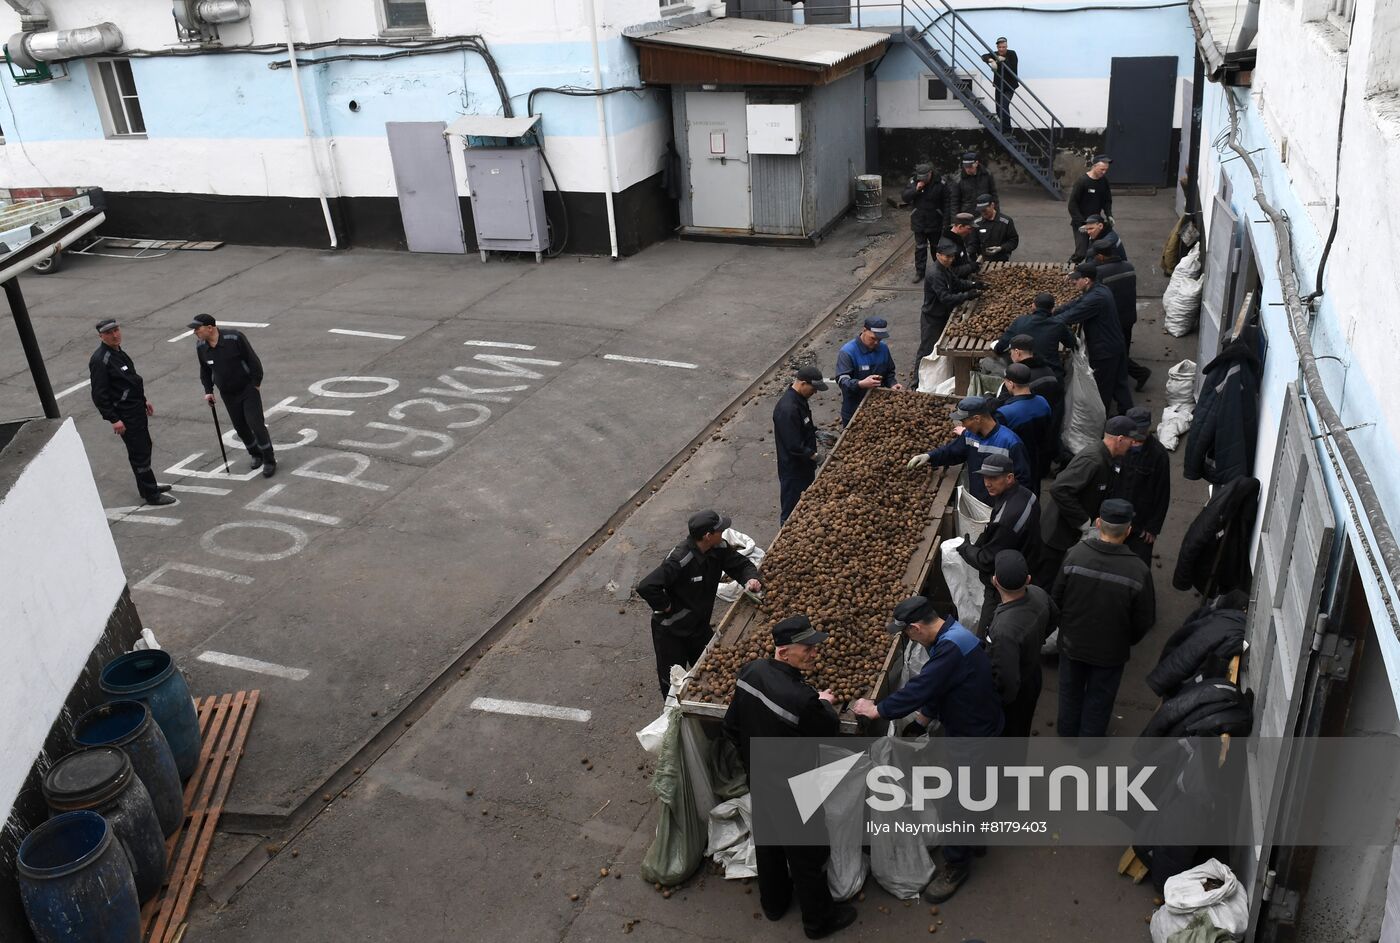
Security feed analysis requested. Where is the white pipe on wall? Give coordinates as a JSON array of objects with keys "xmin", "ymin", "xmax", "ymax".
[
  {"xmin": 281, "ymin": 1, "xmax": 338, "ymax": 249},
  {"xmin": 583, "ymin": 0, "xmax": 619, "ymax": 259}
]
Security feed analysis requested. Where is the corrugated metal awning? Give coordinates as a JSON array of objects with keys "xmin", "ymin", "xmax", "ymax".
[
  {"xmin": 1189, "ymin": 0, "xmax": 1257, "ymax": 80},
  {"xmin": 627, "ymin": 18, "xmax": 888, "ymax": 86},
  {"xmin": 443, "ymin": 114, "xmax": 542, "ymax": 139}
]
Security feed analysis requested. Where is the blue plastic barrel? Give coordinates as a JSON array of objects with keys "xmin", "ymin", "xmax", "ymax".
[
  {"xmin": 72, "ymin": 699, "xmax": 184, "ymax": 837},
  {"xmin": 100, "ymin": 650, "xmax": 201, "ymax": 780},
  {"xmin": 17, "ymin": 810, "xmax": 141, "ymax": 943},
  {"xmin": 43, "ymin": 747, "xmax": 168, "ymax": 903}
]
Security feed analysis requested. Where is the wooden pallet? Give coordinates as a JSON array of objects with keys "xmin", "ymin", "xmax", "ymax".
[
  {"xmin": 141, "ymin": 690, "xmax": 260, "ymax": 943},
  {"xmin": 936, "ymin": 260, "xmax": 1072, "ymax": 357}
]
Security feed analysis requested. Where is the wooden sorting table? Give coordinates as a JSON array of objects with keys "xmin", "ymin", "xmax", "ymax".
[
  {"xmin": 677, "ymin": 390, "xmax": 962, "ymax": 733},
  {"xmin": 935, "ymin": 261, "xmax": 1070, "ymax": 393}
]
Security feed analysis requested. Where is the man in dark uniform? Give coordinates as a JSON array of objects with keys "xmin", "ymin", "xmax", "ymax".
[
  {"xmin": 89, "ymin": 319, "xmax": 175, "ymax": 506},
  {"xmin": 189, "ymin": 314, "xmax": 275, "ymax": 478},
  {"xmin": 1093, "ymin": 238, "xmax": 1149, "ymax": 390},
  {"xmin": 902, "ymin": 163, "xmax": 947, "ymax": 283},
  {"xmin": 1080, "ymin": 214, "xmax": 1126, "ymax": 261},
  {"xmin": 907, "ymin": 395, "xmax": 1032, "ymax": 505},
  {"xmin": 947, "ymin": 152, "xmax": 997, "ymax": 218},
  {"xmin": 772, "ymin": 364, "xmax": 827, "ymax": 522},
  {"xmin": 981, "ymin": 37, "xmax": 1019, "ymax": 132},
  {"xmin": 1108, "ymin": 406, "xmax": 1171, "ymax": 565},
  {"xmin": 1053, "ymin": 262, "xmax": 1132, "ymax": 416},
  {"xmin": 835, "ymin": 315, "xmax": 901, "ymax": 426},
  {"xmin": 968, "ymin": 194, "xmax": 1019, "ymax": 262},
  {"xmin": 914, "ymin": 241, "xmax": 983, "ymax": 387},
  {"xmin": 723, "ymin": 615, "xmax": 858, "ymax": 939},
  {"xmin": 956, "ymin": 454, "xmax": 1041, "ymax": 628},
  {"xmin": 637, "ymin": 509, "xmax": 762, "ymax": 697},
  {"xmin": 992, "ymin": 362, "xmax": 1051, "ymax": 487},
  {"xmin": 852, "ymin": 596, "xmax": 1003, "ymax": 903},
  {"xmin": 942, "ymin": 213, "xmax": 981, "ymax": 277},
  {"xmin": 993, "ymin": 293, "xmax": 1076, "ymax": 373},
  {"xmin": 985, "ymin": 550, "xmax": 1055, "ymax": 738},
  {"xmin": 1067, "ymin": 154, "xmax": 1112, "ymax": 262},
  {"xmin": 1035, "ymin": 415, "xmax": 1134, "ymax": 589}
]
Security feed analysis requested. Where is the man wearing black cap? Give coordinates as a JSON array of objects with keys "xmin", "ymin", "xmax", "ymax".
[
  {"xmin": 1067, "ymin": 155, "xmax": 1113, "ymax": 262},
  {"xmin": 852, "ymin": 596, "xmax": 1002, "ymax": 902},
  {"xmin": 947, "ymin": 152, "xmax": 997, "ymax": 218},
  {"xmin": 835, "ymin": 315, "xmax": 901, "ymax": 426},
  {"xmin": 1080, "ymin": 214, "xmax": 1126, "ymax": 261},
  {"xmin": 941, "ymin": 213, "xmax": 981, "ymax": 278},
  {"xmin": 993, "ymin": 294, "xmax": 1076, "ymax": 374},
  {"xmin": 772, "ymin": 365, "xmax": 827, "ymax": 523},
  {"xmin": 1108, "ymin": 406, "xmax": 1171, "ymax": 565},
  {"xmin": 903, "ymin": 162, "xmax": 948, "ymax": 282},
  {"xmin": 992, "ymin": 363, "xmax": 1050, "ymax": 487},
  {"xmin": 723, "ymin": 615, "xmax": 857, "ymax": 939},
  {"xmin": 907, "ymin": 395, "xmax": 1031, "ymax": 505},
  {"xmin": 1092, "ymin": 238, "xmax": 1149, "ymax": 391},
  {"xmin": 637, "ymin": 510, "xmax": 763, "ymax": 697},
  {"xmin": 89, "ymin": 320, "xmax": 175, "ymax": 506},
  {"xmin": 189, "ymin": 314, "xmax": 275, "ymax": 478},
  {"xmin": 956, "ymin": 453, "xmax": 1041, "ymax": 628},
  {"xmin": 984, "ymin": 550, "xmax": 1056, "ymax": 738},
  {"xmin": 915, "ymin": 243, "xmax": 983, "ymax": 387},
  {"xmin": 981, "ymin": 38, "xmax": 1019, "ymax": 133},
  {"xmin": 1053, "ymin": 262, "xmax": 1132, "ymax": 415},
  {"xmin": 1052, "ymin": 498, "xmax": 1155, "ymax": 737},
  {"xmin": 968, "ymin": 195, "xmax": 1018, "ymax": 263},
  {"xmin": 1036, "ymin": 416, "xmax": 1135, "ymax": 589}
]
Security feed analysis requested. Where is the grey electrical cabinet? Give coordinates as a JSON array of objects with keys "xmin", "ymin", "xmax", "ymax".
[{"xmin": 464, "ymin": 147, "xmax": 549, "ymax": 262}]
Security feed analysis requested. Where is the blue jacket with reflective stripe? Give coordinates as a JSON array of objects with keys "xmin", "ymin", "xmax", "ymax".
[
  {"xmin": 926, "ymin": 422, "xmax": 1032, "ymax": 503},
  {"xmin": 835, "ymin": 337, "xmax": 897, "ymax": 424},
  {"xmin": 877, "ymin": 620, "xmax": 1004, "ymax": 736}
]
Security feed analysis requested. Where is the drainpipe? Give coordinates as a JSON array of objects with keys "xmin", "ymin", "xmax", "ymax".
[
  {"xmin": 281, "ymin": 2, "xmax": 338, "ymax": 249},
  {"xmin": 583, "ymin": 0, "xmax": 620, "ymax": 259}
]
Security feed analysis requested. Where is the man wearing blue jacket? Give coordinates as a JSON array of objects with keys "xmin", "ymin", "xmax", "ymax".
[
  {"xmin": 835, "ymin": 315, "xmax": 902, "ymax": 426},
  {"xmin": 853, "ymin": 595, "xmax": 1002, "ymax": 903},
  {"xmin": 906, "ymin": 395, "xmax": 1031, "ymax": 504}
]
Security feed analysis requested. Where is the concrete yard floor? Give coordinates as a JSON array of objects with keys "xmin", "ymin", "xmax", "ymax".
[{"xmin": 167, "ymin": 185, "xmax": 1222, "ymax": 942}]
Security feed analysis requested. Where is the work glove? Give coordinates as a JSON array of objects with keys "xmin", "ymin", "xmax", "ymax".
[{"xmin": 907, "ymin": 453, "xmax": 932, "ymax": 470}]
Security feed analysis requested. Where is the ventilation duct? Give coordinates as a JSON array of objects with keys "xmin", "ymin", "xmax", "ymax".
[
  {"xmin": 8, "ymin": 22, "xmax": 121, "ymax": 69},
  {"xmin": 173, "ymin": 0, "xmax": 251, "ymax": 41}
]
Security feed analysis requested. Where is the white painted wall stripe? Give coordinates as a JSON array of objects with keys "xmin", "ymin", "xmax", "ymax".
[
  {"xmin": 167, "ymin": 321, "xmax": 270, "ymax": 343},
  {"xmin": 328, "ymin": 328, "xmax": 406, "ymax": 340},
  {"xmin": 469, "ymin": 697, "xmax": 592, "ymax": 723},
  {"xmin": 197, "ymin": 650, "xmax": 310, "ymax": 681},
  {"xmin": 55, "ymin": 379, "xmax": 91, "ymax": 399},
  {"xmin": 603, "ymin": 354, "xmax": 698, "ymax": 370},
  {"xmin": 463, "ymin": 340, "xmax": 536, "ymax": 350}
]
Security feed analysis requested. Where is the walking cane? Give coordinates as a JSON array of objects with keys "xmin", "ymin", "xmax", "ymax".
[{"xmin": 208, "ymin": 400, "xmax": 231, "ymax": 472}]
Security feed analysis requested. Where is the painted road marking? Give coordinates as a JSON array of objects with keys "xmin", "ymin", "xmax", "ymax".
[
  {"xmin": 170, "ymin": 483, "xmax": 232, "ymax": 496},
  {"xmin": 197, "ymin": 650, "xmax": 310, "ymax": 681},
  {"xmin": 463, "ymin": 340, "xmax": 536, "ymax": 350},
  {"xmin": 56, "ymin": 379, "xmax": 91, "ymax": 399},
  {"xmin": 134, "ymin": 561, "xmax": 254, "ymax": 607},
  {"xmin": 105, "ymin": 506, "xmax": 181, "ymax": 526},
  {"xmin": 470, "ymin": 697, "xmax": 592, "ymax": 723},
  {"xmin": 167, "ymin": 321, "xmax": 270, "ymax": 343},
  {"xmin": 328, "ymin": 328, "xmax": 406, "ymax": 341},
  {"xmin": 603, "ymin": 353, "xmax": 699, "ymax": 370}
]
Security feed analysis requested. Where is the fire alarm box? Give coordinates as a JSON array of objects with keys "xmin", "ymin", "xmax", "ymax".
[{"xmin": 746, "ymin": 104, "xmax": 802, "ymax": 155}]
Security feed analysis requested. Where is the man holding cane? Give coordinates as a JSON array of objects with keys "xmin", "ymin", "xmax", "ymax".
[{"xmin": 188, "ymin": 313, "xmax": 276, "ymax": 478}]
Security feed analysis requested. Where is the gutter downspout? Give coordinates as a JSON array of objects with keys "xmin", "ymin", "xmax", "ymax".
[
  {"xmin": 281, "ymin": 2, "xmax": 338, "ymax": 249},
  {"xmin": 583, "ymin": 0, "xmax": 620, "ymax": 259}
]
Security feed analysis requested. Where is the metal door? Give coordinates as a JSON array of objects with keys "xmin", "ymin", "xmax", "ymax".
[
  {"xmin": 1237, "ymin": 385, "xmax": 1336, "ymax": 940},
  {"xmin": 1104, "ymin": 57, "xmax": 1178, "ymax": 185},
  {"xmin": 685, "ymin": 92, "xmax": 752, "ymax": 231},
  {"xmin": 386, "ymin": 121, "xmax": 466, "ymax": 254}
]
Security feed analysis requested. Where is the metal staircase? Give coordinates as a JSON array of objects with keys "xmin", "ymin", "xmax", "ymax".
[{"xmin": 881, "ymin": 0, "xmax": 1064, "ymax": 198}]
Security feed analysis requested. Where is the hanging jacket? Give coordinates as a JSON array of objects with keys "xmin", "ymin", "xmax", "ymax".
[
  {"xmin": 1173, "ymin": 476, "xmax": 1260, "ymax": 595},
  {"xmin": 902, "ymin": 175, "xmax": 948, "ymax": 233},
  {"xmin": 1146, "ymin": 606, "xmax": 1247, "ymax": 698},
  {"xmin": 1141, "ymin": 678, "xmax": 1253, "ymax": 738},
  {"xmin": 1184, "ymin": 338, "xmax": 1261, "ymax": 484}
]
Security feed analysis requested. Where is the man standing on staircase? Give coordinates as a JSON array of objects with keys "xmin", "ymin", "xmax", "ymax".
[
  {"xmin": 903, "ymin": 163, "xmax": 947, "ymax": 283},
  {"xmin": 981, "ymin": 37, "xmax": 1019, "ymax": 133},
  {"xmin": 947, "ymin": 152, "xmax": 997, "ymax": 218}
]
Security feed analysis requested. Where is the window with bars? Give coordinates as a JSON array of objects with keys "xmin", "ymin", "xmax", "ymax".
[
  {"xmin": 94, "ymin": 60, "xmax": 145, "ymax": 137},
  {"xmin": 382, "ymin": 0, "xmax": 430, "ymax": 32}
]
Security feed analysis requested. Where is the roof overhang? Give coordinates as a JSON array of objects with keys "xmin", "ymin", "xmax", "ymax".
[{"xmin": 626, "ymin": 18, "xmax": 888, "ymax": 87}]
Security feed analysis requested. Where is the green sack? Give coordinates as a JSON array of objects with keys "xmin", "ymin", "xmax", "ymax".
[{"xmin": 640, "ymin": 713, "xmax": 707, "ymax": 886}]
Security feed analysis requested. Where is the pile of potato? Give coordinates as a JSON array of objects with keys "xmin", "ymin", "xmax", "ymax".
[
  {"xmin": 951, "ymin": 263, "xmax": 1071, "ymax": 342},
  {"xmin": 689, "ymin": 390, "xmax": 957, "ymax": 706}
]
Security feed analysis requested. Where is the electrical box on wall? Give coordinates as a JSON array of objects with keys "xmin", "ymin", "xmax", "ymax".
[{"xmin": 746, "ymin": 104, "xmax": 801, "ymax": 155}]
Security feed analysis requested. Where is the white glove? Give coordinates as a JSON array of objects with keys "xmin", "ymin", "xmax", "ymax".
[{"xmin": 907, "ymin": 453, "xmax": 932, "ymax": 470}]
